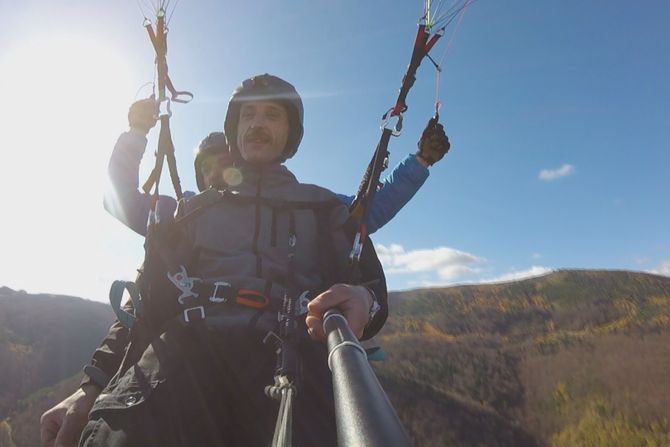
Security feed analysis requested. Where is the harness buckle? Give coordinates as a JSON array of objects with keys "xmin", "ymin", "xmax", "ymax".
[
  {"xmin": 236, "ymin": 289, "xmax": 269, "ymax": 310},
  {"xmin": 209, "ymin": 281, "xmax": 232, "ymax": 303},
  {"xmin": 183, "ymin": 306, "xmax": 205, "ymax": 323},
  {"xmin": 348, "ymin": 231, "xmax": 364, "ymax": 263},
  {"xmin": 296, "ymin": 291, "xmax": 311, "ymax": 316}
]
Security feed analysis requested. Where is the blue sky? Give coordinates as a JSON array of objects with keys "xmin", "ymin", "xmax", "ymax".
[{"xmin": 0, "ymin": 0, "xmax": 668, "ymax": 302}]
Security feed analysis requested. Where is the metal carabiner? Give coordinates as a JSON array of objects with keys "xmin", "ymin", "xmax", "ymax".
[
  {"xmin": 157, "ymin": 97, "xmax": 172, "ymax": 118},
  {"xmin": 380, "ymin": 108, "xmax": 403, "ymax": 137}
]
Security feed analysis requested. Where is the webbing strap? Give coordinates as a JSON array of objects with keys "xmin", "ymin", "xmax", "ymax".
[
  {"xmin": 141, "ymin": 116, "xmax": 183, "ymax": 200},
  {"xmin": 140, "ymin": 10, "xmax": 189, "ymax": 201},
  {"xmin": 161, "ymin": 116, "xmax": 183, "ymax": 200},
  {"xmin": 109, "ymin": 280, "xmax": 143, "ymax": 329}
]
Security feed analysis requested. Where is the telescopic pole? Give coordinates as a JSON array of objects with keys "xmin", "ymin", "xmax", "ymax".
[{"xmin": 323, "ymin": 310, "xmax": 411, "ymax": 447}]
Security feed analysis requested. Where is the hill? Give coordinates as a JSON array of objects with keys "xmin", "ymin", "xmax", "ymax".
[
  {"xmin": 2, "ymin": 269, "xmax": 670, "ymax": 446},
  {"xmin": 0, "ymin": 287, "xmax": 114, "ymax": 421},
  {"xmin": 373, "ymin": 269, "xmax": 670, "ymax": 445}
]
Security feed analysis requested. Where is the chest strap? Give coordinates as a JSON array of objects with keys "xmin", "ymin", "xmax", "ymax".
[{"xmin": 177, "ymin": 280, "xmax": 277, "ymax": 323}]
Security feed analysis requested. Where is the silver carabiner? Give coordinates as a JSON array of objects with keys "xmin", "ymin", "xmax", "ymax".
[
  {"xmin": 157, "ymin": 97, "xmax": 172, "ymax": 118},
  {"xmin": 380, "ymin": 108, "xmax": 403, "ymax": 137}
]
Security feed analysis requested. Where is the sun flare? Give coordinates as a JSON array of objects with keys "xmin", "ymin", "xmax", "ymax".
[
  {"xmin": 0, "ymin": 34, "xmax": 139, "ymax": 297},
  {"xmin": 0, "ymin": 35, "xmax": 135, "ymax": 185}
]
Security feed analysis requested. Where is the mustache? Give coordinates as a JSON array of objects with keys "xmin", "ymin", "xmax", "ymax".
[{"xmin": 244, "ymin": 128, "xmax": 271, "ymax": 141}]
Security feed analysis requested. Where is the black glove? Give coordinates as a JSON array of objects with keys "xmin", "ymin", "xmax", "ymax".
[
  {"xmin": 127, "ymin": 97, "xmax": 158, "ymax": 134},
  {"xmin": 417, "ymin": 116, "xmax": 450, "ymax": 166}
]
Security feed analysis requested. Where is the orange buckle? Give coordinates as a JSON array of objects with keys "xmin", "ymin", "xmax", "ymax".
[{"xmin": 236, "ymin": 289, "xmax": 269, "ymax": 310}]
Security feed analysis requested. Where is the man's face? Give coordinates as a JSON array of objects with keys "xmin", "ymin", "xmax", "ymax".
[
  {"xmin": 236, "ymin": 101, "xmax": 289, "ymax": 164},
  {"xmin": 200, "ymin": 153, "xmax": 226, "ymax": 189}
]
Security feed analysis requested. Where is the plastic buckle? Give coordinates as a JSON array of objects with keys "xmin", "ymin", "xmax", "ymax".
[
  {"xmin": 236, "ymin": 289, "xmax": 269, "ymax": 310},
  {"xmin": 296, "ymin": 291, "xmax": 311, "ymax": 316},
  {"xmin": 183, "ymin": 306, "xmax": 205, "ymax": 323},
  {"xmin": 209, "ymin": 281, "xmax": 232, "ymax": 303}
]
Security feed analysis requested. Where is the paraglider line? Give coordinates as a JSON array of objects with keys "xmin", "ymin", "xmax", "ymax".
[{"xmin": 434, "ymin": 0, "xmax": 473, "ymax": 112}]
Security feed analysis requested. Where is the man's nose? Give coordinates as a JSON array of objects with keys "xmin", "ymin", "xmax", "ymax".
[{"xmin": 249, "ymin": 114, "xmax": 267, "ymax": 128}]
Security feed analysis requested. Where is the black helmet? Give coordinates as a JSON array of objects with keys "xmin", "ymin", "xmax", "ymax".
[
  {"xmin": 224, "ymin": 74, "xmax": 304, "ymax": 163},
  {"xmin": 194, "ymin": 131, "xmax": 229, "ymax": 191}
]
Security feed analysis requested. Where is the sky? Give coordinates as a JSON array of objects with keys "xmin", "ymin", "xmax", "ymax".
[{"xmin": 0, "ymin": 0, "xmax": 668, "ymax": 303}]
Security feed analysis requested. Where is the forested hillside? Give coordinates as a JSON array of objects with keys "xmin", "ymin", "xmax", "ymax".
[
  {"xmin": 2, "ymin": 270, "xmax": 670, "ymax": 446},
  {"xmin": 0, "ymin": 287, "xmax": 114, "ymax": 446},
  {"xmin": 374, "ymin": 270, "xmax": 670, "ymax": 445}
]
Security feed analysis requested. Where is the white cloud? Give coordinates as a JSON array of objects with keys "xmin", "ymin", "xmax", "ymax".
[
  {"xmin": 375, "ymin": 244, "xmax": 557, "ymax": 290},
  {"xmin": 480, "ymin": 266, "xmax": 554, "ymax": 284},
  {"xmin": 531, "ymin": 253, "xmax": 542, "ymax": 260},
  {"xmin": 375, "ymin": 243, "xmax": 484, "ymax": 281},
  {"xmin": 650, "ymin": 261, "xmax": 670, "ymax": 277},
  {"xmin": 539, "ymin": 164, "xmax": 574, "ymax": 181}
]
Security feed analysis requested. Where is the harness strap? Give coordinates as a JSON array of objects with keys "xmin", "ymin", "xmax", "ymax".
[
  {"xmin": 109, "ymin": 280, "xmax": 143, "ymax": 329},
  {"xmin": 140, "ymin": 10, "xmax": 190, "ymax": 201},
  {"xmin": 266, "ymin": 211, "xmax": 301, "ymax": 447},
  {"xmin": 160, "ymin": 116, "xmax": 183, "ymax": 200},
  {"xmin": 141, "ymin": 116, "xmax": 183, "ymax": 200}
]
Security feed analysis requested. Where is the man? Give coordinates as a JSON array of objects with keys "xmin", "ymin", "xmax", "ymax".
[
  {"xmin": 40, "ymin": 75, "xmax": 450, "ymax": 447},
  {"xmin": 103, "ymin": 95, "xmax": 449, "ymax": 238}
]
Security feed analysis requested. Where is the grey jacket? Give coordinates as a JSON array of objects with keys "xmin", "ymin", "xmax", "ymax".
[
  {"xmin": 85, "ymin": 161, "xmax": 387, "ymax": 387},
  {"xmin": 179, "ymin": 163, "xmax": 352, "ymax": 300}
]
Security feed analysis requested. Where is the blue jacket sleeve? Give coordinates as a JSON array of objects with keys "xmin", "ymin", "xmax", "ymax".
[
  {"xmin": 336, "ymin": 154, "xmax": 429, "ymax": 234},
  {"xmin": 103, "ymin": 131, "xmax": 180, "ymax": 236}
]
